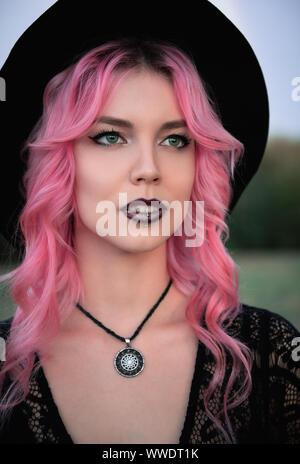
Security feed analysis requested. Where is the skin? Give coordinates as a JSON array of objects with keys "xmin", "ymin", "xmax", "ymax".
[
  {"xmin": 67, "ymin": 68, "xmax": 196, "ymax": 334},
  {"xmin": 40, "ymin": 68, "xmax": 199, "ymax": 444}
]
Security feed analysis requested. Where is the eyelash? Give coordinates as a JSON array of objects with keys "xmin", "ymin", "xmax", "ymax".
[{"xmin": 88, "ymin": 129, "xmax": 192, "ymax": 150}]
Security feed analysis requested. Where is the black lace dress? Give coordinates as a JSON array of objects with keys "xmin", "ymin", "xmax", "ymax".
[{"xmin": 0, "ymin": 304, "xmax": 299, "ymax": 444}]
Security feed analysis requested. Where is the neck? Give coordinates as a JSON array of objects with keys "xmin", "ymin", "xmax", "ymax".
[{"xmin": 67, "ymin": 226, "xmax": 184, "ymax": 335}]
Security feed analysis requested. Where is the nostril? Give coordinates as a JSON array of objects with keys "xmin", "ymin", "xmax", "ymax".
[{"xmin": 136, "ymin": 176, "xmax": 159, "ymax": 182}]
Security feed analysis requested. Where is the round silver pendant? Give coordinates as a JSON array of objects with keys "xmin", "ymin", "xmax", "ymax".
[{"xmin": 114, "ymin": 346, "xmax": 144, "ymax": 377}]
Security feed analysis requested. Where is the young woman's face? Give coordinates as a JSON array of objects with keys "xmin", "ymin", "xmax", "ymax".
[{"xmin": 73, "ymin": 68, "xmax": 195, "ymax": 253}]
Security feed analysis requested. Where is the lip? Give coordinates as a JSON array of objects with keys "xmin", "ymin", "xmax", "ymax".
[{"xmin": 121, "ymin": 197, "xmax": 168, "ymax": 223}]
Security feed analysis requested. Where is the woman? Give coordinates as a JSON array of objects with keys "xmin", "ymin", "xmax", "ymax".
[{"xmin": 0, "ymin": 3, "xmax": 299, "ymax": 445}]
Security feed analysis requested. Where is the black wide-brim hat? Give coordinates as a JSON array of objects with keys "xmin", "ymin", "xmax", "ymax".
[{"xmin": 0, "ymin": 0, "xmax": 269, "ymax": 256}]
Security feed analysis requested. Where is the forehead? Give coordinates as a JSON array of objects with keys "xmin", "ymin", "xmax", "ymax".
[{"xmin": 103, "ymin": 68, "xmax": 183, "ymax": 120}]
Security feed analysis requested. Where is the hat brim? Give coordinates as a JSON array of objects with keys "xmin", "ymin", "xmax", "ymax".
[{"xmin": 0, "ymin": 0, "xmax": 269, "ymax": 253}]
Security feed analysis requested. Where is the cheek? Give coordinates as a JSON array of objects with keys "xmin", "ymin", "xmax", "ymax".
[
  {"xmin": 74, "ymin": 156, "xmax": 119, "ymax": 230},
  {"xmin": 184, "ymin": 159, "xmax": 195, "ymax": 195},
  {"xmin": 169, "ymin": 153, "xmax": 195, "ymax": 198},
  {"xmin": 165, "ymin": 154, "xmax": 195, "ymax": 232},
  {"xmin": 75, "ymin": 154, "xmax": 121, "ymax": 203}
]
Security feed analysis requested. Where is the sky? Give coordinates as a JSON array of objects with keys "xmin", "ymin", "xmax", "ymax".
[{"xmin": 0, "ymin": 0, "xmax": 299, "ymax": 139}]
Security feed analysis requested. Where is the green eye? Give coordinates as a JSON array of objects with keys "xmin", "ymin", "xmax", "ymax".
[
  {"xmin": 89, "ymin": 130, "xmax": 124, "ymax": 147},
  {"xmin": 162, "ymin": 134, "xmax": 191, "ymax": 149},
  {"xmin": 89, "ymin": 130, "xmax": 191, "ymax": 150},
  {"xmin": 165, "ymin": 136, "xmax": 182, "ymax": 147},
  {"xmin": 103, "ymin": 134, "xmax": 120, "ymax": 144}
]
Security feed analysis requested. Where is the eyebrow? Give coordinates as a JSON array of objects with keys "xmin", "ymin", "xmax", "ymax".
[{"xmin": 93, "ymin": 116, "xmax": 187, "ymax": 130}]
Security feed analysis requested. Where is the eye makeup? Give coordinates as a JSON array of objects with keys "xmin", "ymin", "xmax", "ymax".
[{"xmin": 88, "ymin": 128, "xmax": 192, "ymax": 150}]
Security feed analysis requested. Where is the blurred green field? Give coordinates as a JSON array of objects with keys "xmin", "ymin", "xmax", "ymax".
[
  {"xmin": 0, "ymin": 250, "xmax": 299, "ymax": 329},
  {"xmin": 231, "ymin": 249, "xmax": 300, "ymax": 330}
]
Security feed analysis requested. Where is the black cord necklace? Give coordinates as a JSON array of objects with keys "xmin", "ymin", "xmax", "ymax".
[{"xmin": 76, "ymin": 278, "xmax": 172, "ymax": 377}]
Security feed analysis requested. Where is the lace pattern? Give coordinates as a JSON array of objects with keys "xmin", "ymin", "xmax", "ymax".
[
  {"xmin": 0, "ymin": 304, "xmax": 299, "ymax": 444},
  {"xmin": 22, "ymin": 375, "xmax": 59, "ymax": 443}
]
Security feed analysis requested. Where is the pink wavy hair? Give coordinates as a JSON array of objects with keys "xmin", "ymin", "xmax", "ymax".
[{"xmin": 0, "ymin": 38, "xmax": 253, "ymax": 443}]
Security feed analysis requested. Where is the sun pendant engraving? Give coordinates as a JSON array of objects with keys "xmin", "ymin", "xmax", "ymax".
[{"xmin": 114, "ymin": 346, "xmax": 144, "ymax": 377}]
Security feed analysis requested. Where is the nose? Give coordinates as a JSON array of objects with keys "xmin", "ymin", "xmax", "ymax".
[{"xmin": 130, "ymin": 146, "xmax": 161, "ymax": 185}]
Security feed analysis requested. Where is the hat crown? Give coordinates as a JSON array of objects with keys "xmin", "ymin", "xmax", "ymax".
[{"xmin": 0, "ymin": 0, "xmax": 269, "ymax": 253}]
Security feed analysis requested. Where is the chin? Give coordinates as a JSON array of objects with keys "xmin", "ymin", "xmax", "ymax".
[{"xmin": 102, "ymin": 234, "xmax": 170, "ymax": 254}]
